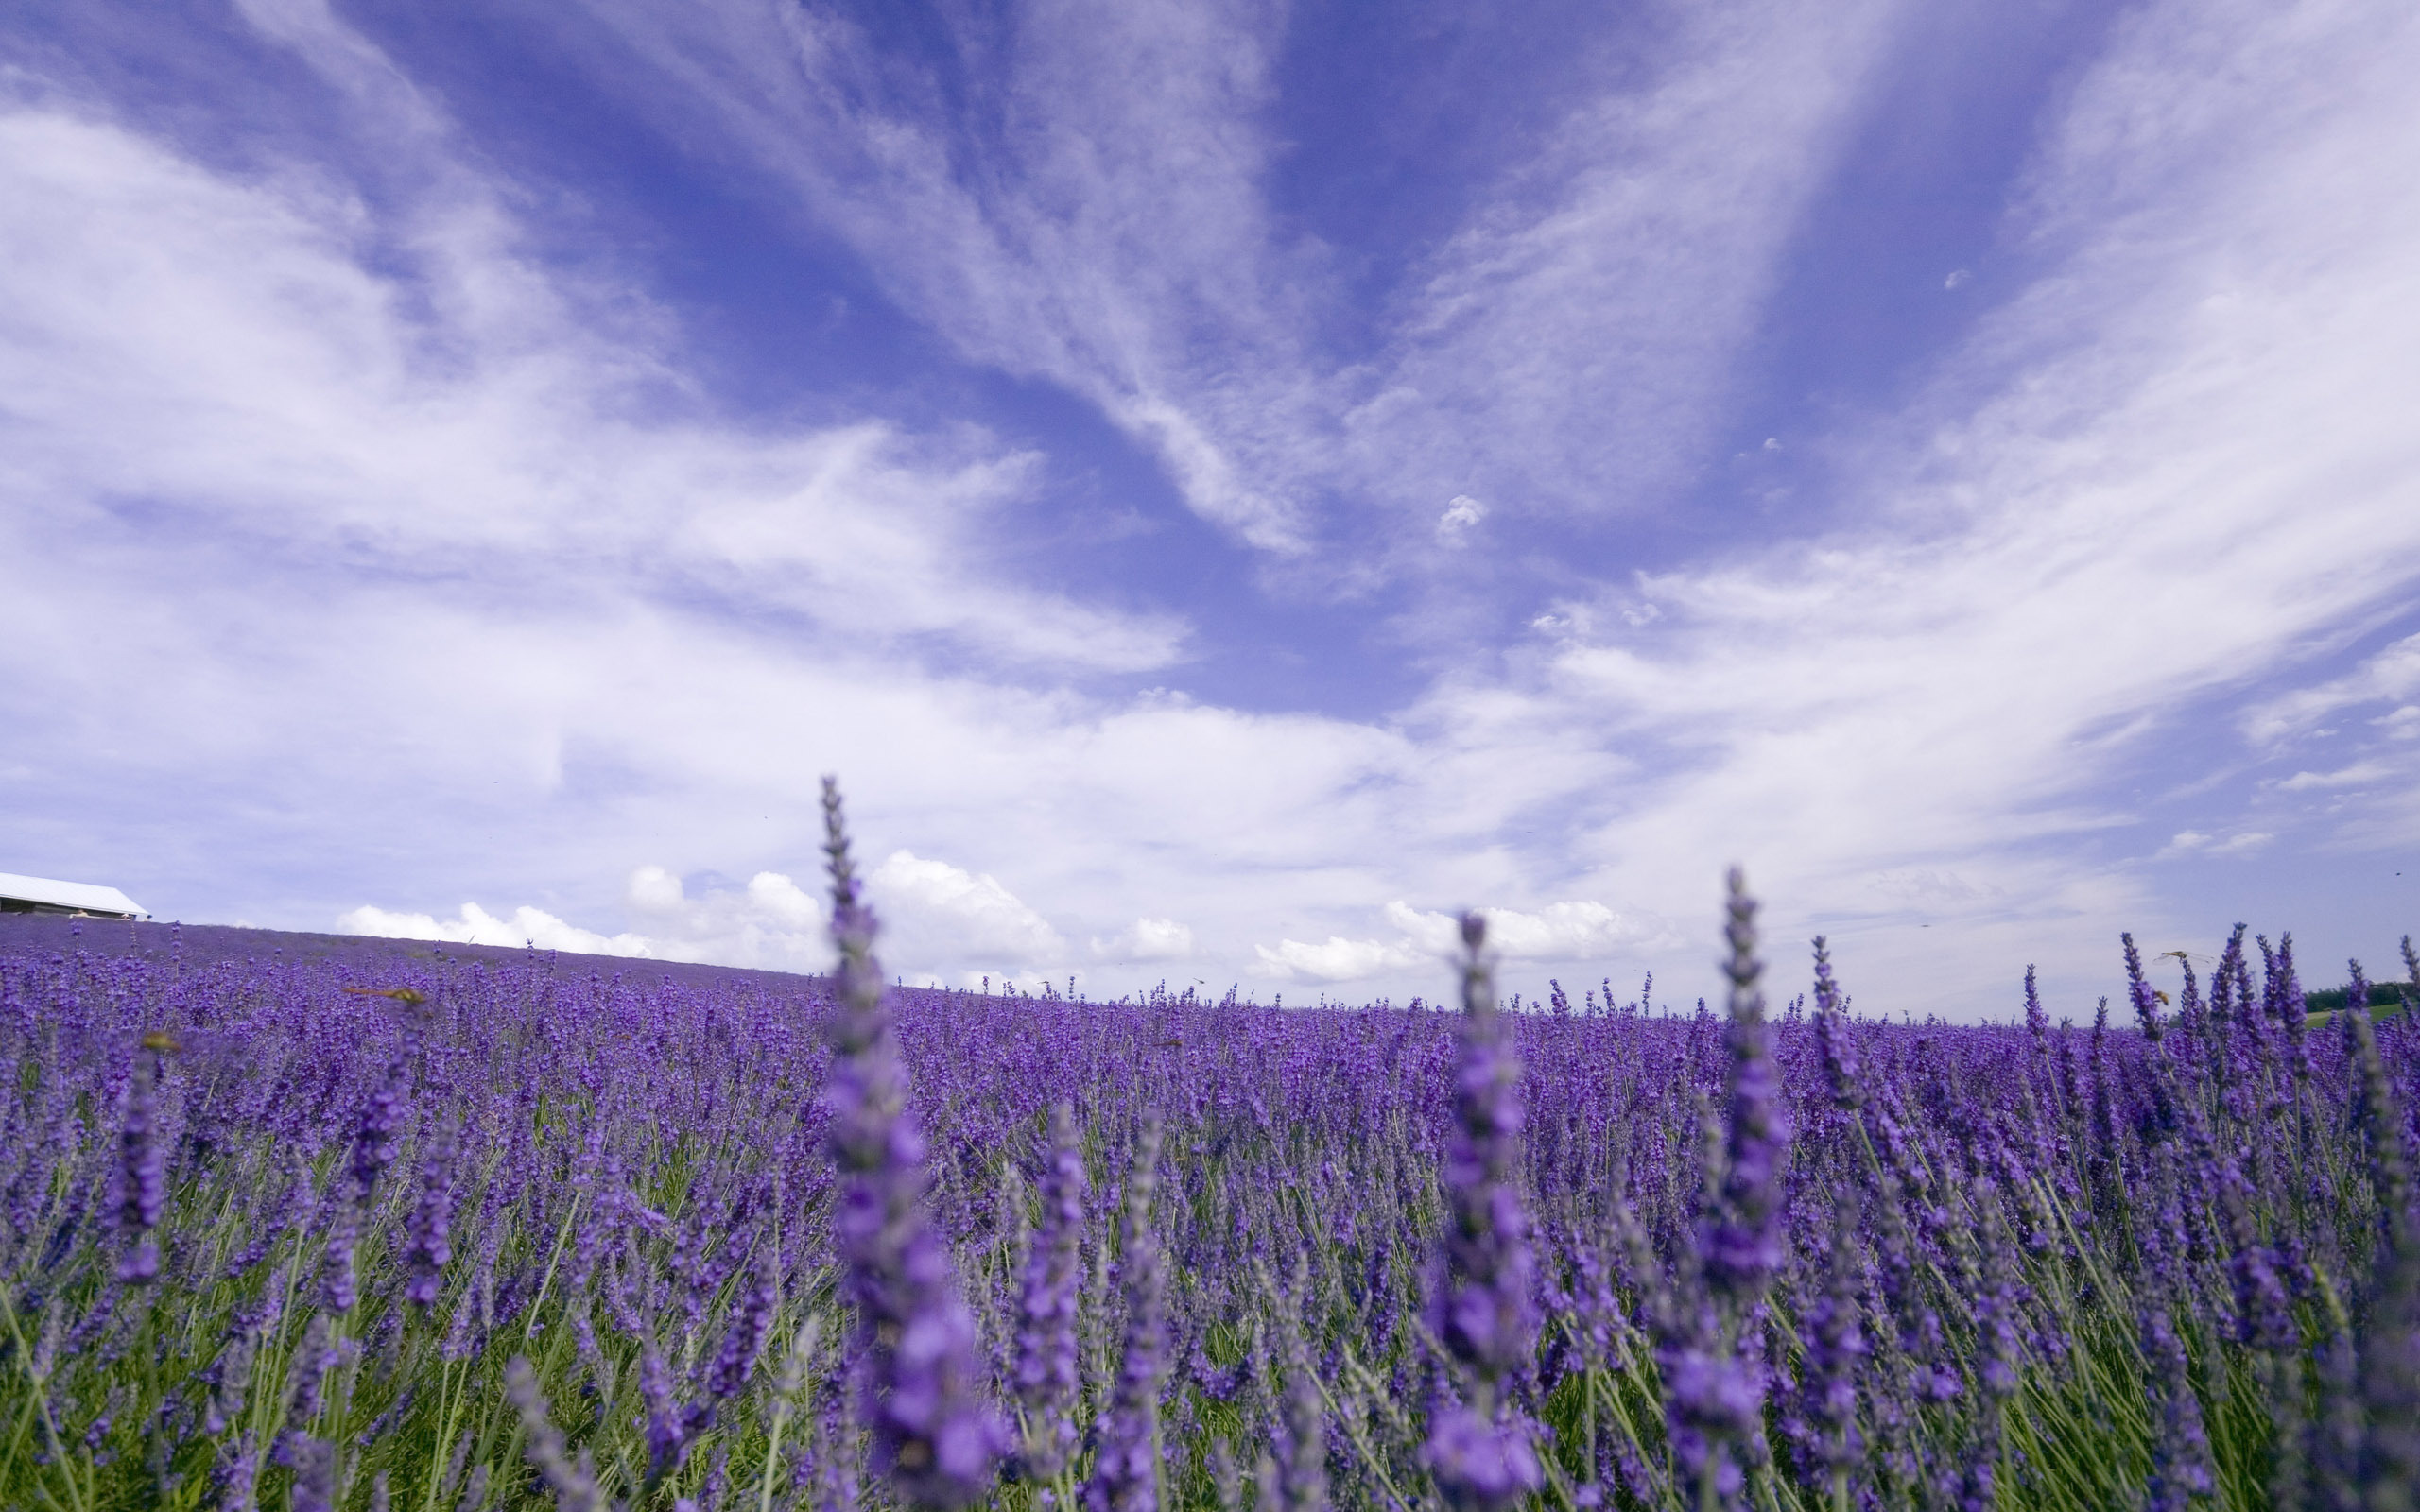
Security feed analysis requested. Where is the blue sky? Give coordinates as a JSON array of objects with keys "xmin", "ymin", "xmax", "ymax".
[{"xmin": 4, "ymin": 0, "xmax": 2417, "ymax": 1015}]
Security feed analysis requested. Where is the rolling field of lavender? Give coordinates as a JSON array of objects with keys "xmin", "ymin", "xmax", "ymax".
[{"xmin": 6, "ymin": 794, "xmax": 2419, "ymax": 1512}]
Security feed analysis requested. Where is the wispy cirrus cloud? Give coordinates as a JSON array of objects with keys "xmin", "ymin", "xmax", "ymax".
[{"xmin": 553, "ymin": 0, "xmax": 1909, "ymax": 564}]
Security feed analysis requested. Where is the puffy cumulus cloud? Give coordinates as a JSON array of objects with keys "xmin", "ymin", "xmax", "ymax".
[
  {"xmin": 339, "ymin": 868, "xmax": 832, "ymax": 971},
  {"xmin": 866, "ymin": 850, "xmax": 1066, "ymax": 977},
  {"xmin": 1092, "ymin": 917, "xmax": 1196, "ymax": 963},
  {"xmin": 336, "ymin": 902, "xmax": 652, "ymax": 957},
  {"xmin": 618, "ymin": 867, "xmax": 829, "ymax": 971},
  {"xmin": 1253, "ymin": 934, "xmax": 1426, "ymax": 986}
]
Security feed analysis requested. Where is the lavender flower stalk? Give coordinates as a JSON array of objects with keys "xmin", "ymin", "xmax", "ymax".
[
  {"xmin": 1811, "ymin": 938, "xmax": 1862, "ymax": 1114},
  {"xmin": 1085, "ymin": 1115, "xmax": 1167, "ymax": 1512},
  {"xmin": 1012, "ymin": 1101, "xmax": 1087, "ymax": 1483},
  {"xmin": 1706, "ymin": 870, "xmax": 1791, "ymax": 1302},
  {"xmin": 1789, "ymin": 1196, "xmax": 1866, "ymax": 1504},
  {"xmin": 2140, "ymin": 1302, "xmax": 2213, "ymax": 1512},
  {"xmin": 324, "ymin": 1048, "xmax": 410, "ymax": 1314},
  {"xmin": 821, "ymin": 777, "xmax": 1001, "ymax": 1509},
  {"xmin": 1422, "ymin": 911, "xmax": 1543, "ymax": 1512},
  {"xmin": 116, "ymin": 1031, "xmax": 172, "ymax": 1283},
  {"xmin": 1664, "ymin": 868, "xmax": 1793, "ymax": 1512},
  {"xmin": 700, "ymin": 1259, "xmax": 777, "ymax": 1413},
  {"xmin": 403, "ymin": 1114, "xmax": 458, "ymax": 1307}
]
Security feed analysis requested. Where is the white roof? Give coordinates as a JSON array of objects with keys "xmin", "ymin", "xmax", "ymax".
[{"xmin": 0, "ymin": 872, "xmax": 150, "ymax": 918}]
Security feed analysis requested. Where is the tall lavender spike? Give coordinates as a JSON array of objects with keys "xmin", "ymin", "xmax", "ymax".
[
  {"xmin": 1789, "ymin": 1195, "xmax": 1867, "ymax": 1500},
  {"xmin": 115, "ymin": 1031, "xmax": 171, "ymax": 1284},
  {"xmin": 350, "ymin": 1051, "xmax": 408, "ymax": 1200},
  {"xmin": 1085, "ymin": 1115, "xmax": 1167, "ymax": 1512},
  {"xmin": 1662, "ymin": 868, "xmax": 1791, "ymax": 1512},
  {"xmin": 286, "ymin": 1435, "xmax": 337, "ymax": 1512},
  {"xmin": 403, "ymin": 1115, "xmax": 459, "ymax": 1307},
  {"xmin": 2123, "ymin": 932, "xmax": 2164, "ymax": 1040},
  {"xmin": 821, "ymin": 777, "xmax": 1002, "ymax": 1509},
  {"xmin": 1012, "ymin": 1102, "xmax": 1087, "ymax": 1483},
  {"xmin": 2140, "ymin": 1303, "xmax": 2214, "ymax": 1512},
  {"xmin": 1705, "ymin": 868, "xmax": 1791, "ymax": 1304},
  {"xmin": 216, "ymin": 1432, "xmax": 262, "ymax": 1512},
  {"xmin": 700, "ymin": 1258, "xmax": 777, "ymax": 1411},
  {"xmin": 1422, "ymin": 911, "xmax": 1543, "ymax": 1512},
  {"xmin": 1811, "ymin": 938, "xmax": 1862, "ymax": 1113}
]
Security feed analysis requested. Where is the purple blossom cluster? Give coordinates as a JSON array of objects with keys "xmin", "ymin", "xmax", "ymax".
[{"xmin": 2, "ymin": 858, "xmax": 2418, "ymax": 1512}]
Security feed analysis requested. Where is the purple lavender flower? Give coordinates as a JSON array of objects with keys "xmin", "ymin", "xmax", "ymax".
[
  {"xmin": 2123, "ymin": 932, "xmax": 2164, "ymax": 1041},
  {"xmin": 205, "ymin": 1281, "xmax": 284, "ymax": 1435},
  {"xmin": 1423, "ymin": 911, "xmax": 1542, "ymax": 1512},
  {"xmin": 1811, "ymin": 937, "xmax": 1862, "ymax": 1113},
  {"xmin": 1705, "ymin": 868, "xmax": 1791, "ymax": 1302},
  {"xmin": 702, "ymin": 1259, "xmax": 776, "ymax": 1406},
  {"xmin": 821, "ymin": 778, "xmax": 1002, "ymax": 1509},
  {"xmin": 1962, "ymin": 1192, "xmax": 2023, "ymax": 1512},
  {"xmin": 1084, "ymin": 1115, "xmax": 1167, "ymax": 1512},
  {"xmin": 403, "ymin": 1115, "xmax": 458, "ymax": 1307},
  {"xmin": 2216, "ymin": 1151, "xmax": 2294, "ymax": 1352},
  {"xmin": 116, "ymin": 1032, "xmax": 170, "ymax": 1283},
  {"xmin": 1658, "ymin": 869, "xmax": 1794, "ymax": 1512},
  {"xmin": 1789, "ymin": 1197, "xmax": 1866, "ymax": 1494},
  {"xmin": 216, "ymin": 1432, "xmax": 262, "ymax": 1512},
  {"xmin": 1012, "ymin": 1101, "xmax": 1087, "ymax": 1483},
  {"xmin": 285, "ymin": 1315, "xmax": 339, "ymax": 1435},
  {"xmin": 641, "ymin": 1343, "xmax": 691, "ymax": 1482},
  {"xmin": 286, "ymin": 1435, "xmax": 337, "ymax": 1512},
  {"xmin": 2140, "ymin": 1303, "xmax": 2213, "ymax": 1512},
  {"xmin": 320, "ymin": 1204, "xmax": 361, "ymax": 1314},
  {"xmin": 350, "ymin": 1053, "xmax": 408, "ymax": 1200},
  {"xmin": 1423, "ymin": 1402, "xmax": 1543, "ymax": 1512}
]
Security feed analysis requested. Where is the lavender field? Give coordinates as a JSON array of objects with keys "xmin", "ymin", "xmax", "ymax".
[{"xmin": 5, "ymin": 800, "xmax": 2419, "ymax": 1512}]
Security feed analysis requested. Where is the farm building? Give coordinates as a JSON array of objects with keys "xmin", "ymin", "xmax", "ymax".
[{"xmin": 0, "ymin": 872, "xmax": 149, "ymax": 919}]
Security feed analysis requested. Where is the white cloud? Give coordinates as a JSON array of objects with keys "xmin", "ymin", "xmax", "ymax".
[
  {"xmin": 2157, "ymin": 831, "xmax": 2273, "ymax": 858},
  {"xmin": 1435, "ymin": 495, "xmax": 1488, "ymax": 548},
  {"xmin": 1253, "ymin": 934, "xmax": 1425, "ymax": 984},
  {"xmin": 1255, "ymin": 898, "xmax": 1674, "ymax": 984},
  {"xmin": 0, "ymin": 95, "xmax": 1182, "ymax": 678},
  {"xmin": 555, "ymin": 0, "xmax": 1905, "ymax": 555},
  {"xmin": 337, "ymin": 902, "xmax": 653, "ymax": 957},
  {"xmin": 1092, "ymin": 917, "xmax": 1196, "ymax": 962},
  {"xmin": 2242, "ymin": 632, "xmax": 2420, "ymax": 745},
  {"xmin": 614, "ymin": 868, "xmax": 831, "ymax": 971},
  {"xmin": 866, "ymin": 850, "xmax": 1065, "ymax": 971},
  {"xmin": 2274, "ymin": 764, "xmax": 2394, "ymax": 793}
]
